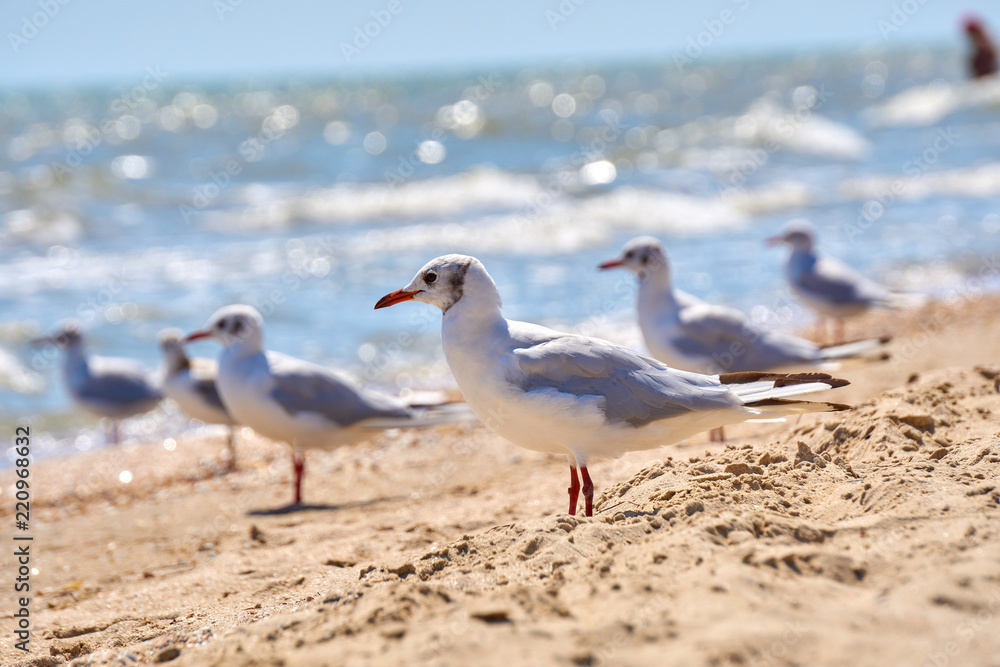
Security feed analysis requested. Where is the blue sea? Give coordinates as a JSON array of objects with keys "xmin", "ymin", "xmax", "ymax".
[{"xmin": 4, "ymin": 45, "xmax": 1000, "ymax": 460}]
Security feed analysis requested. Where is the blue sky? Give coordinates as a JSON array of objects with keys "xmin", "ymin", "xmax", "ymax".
[{"xmin": 0, "ymin": 0, "xmax": 995, "ymax": 86}]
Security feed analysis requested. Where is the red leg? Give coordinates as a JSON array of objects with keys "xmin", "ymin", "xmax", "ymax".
[
  {"xmin": 568, "ymin": 465, "xmax": 581, "ymax": 516},
  {"xmin": 580, "ymin": 466, "xmax": 595, "ymax": 517},
  {"xmin": 292, "ymin": 452, "xmax": 305, "ymax": 505},
  {"xmin": 709, "ymin": 426, "xmax": 725, "ymax": 442},
  {"xmin": 226, "ymin": 426, "xmax": 237, "ymax": 470}
]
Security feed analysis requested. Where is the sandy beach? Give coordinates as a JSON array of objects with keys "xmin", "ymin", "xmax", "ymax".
[{"xmin": 3, "ymin": 293, "xmax": 1000, "ymax": 667}]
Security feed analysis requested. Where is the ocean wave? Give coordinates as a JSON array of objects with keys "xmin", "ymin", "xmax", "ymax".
[
  {"xmin": 667, "ymin": 94, "xmax": 869, "ymax": 162},
  {"xmin": 205, "ymin": 167, "xmax": 545, "ymax": 231},
  {"xmin": 865, "ymin": 77, "xmax": 1000, "ymax": 127},
  {"xmin": 839, "ymin": 162, "xmax": 1000, "ymax": 201}
]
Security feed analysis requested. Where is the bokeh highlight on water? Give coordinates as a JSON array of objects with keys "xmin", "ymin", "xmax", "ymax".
[{"xmin": 3, "ymin": 45, "xmax": 1000, "ymax": 460}]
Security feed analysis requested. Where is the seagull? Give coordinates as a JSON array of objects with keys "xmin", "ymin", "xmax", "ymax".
[
  {"xmin": 184, "ymin": 305, "xmax": 472, "ymax": 507},
  {"xmin": 375, "ymin": 254, "xmax": 851, "ymax": 517},
  {"xmin": 767, "ymin": 220, "xmax": 916, "ymax": 344},
  {"xmin": 32, "ymin": 320, "xmax": 162, "ymax": 444},
  {"xmin": 159, "ymin": 329, "xmax": 238, "ymax": 469},
  {"xmin": 599, "ymin": 236, "xmax": 885, "ymax": 374}
]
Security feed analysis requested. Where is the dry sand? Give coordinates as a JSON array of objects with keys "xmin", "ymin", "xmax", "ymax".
[{"xmin": 3, "ymin": 294, "xmax": 1000, "ymax": 666}]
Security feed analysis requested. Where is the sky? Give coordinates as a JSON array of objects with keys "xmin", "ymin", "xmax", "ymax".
[{"xmin": 0, "ymin": 0, "xmax": 995, "ymax": 87}]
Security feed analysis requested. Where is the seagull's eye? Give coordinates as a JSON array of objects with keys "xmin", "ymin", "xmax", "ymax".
[
  {"xmin": 624, "ymin": 251, "xmax": 634, "ymax": 259},
  {"xmin": 424, "ymin": 271, "xmax": 437, "ymax": 284},
  {"xmin": 217, "ymin": 318, "xmax": 227, "ymax": 330}
]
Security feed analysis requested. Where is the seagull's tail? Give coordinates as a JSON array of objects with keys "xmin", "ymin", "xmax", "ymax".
[
  {"xmin": 717, "ymin": 370, "xmax": 852, "ymax": 421},
  {"xmin": 819, "ymin": 335, "xmax": 891, "ymax": 360},
  {"xmin": 885, "ymin": 290, "xmax": 927, "ymax": 310},
  {"xmin": 362, "ymin": 401, "xmax": 477, "ymax": 430}
]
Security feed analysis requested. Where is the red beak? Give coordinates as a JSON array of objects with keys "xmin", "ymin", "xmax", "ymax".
[
  {"xmin": 765, "ymin": 235, "xmax": 785, "ymax": 247},
  {"xmin": 183, "ymin": 330, "xmax": 212, "ymax": 343},
  {"xmin": 374, "ymin": 289, "xmax": 421, "ymax": 310},
  {"xmin": 597, "ymin": 259, "xmax": 623, "ymax": 270}
]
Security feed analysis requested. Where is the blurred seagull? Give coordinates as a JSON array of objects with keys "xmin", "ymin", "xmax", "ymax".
[
  {"xmin": 184, "ymin": 305, "xmax": 472, "ymax": 507},
  {"xmin": 159, "ymin": 329, "xmax": 238, "ymax": 469},
  {"xmin": 599, "ymin": 236, "xmax": 885, "ymax": 373},
  {"xmin": 375, "ymin": 254, "xmax": 851, "ymax": 517},
  {"xmin": 33, "ymin": 320, "xmax": 162, "ymax": 444},
  {"xmin": 768, "ymin": 220, "xmax": 919, "ymax": 344}
]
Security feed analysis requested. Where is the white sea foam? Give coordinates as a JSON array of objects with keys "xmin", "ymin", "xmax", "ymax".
[
  {"xmin": 865, "ymin": 77, "xmax": 1000, "ymax": 127},
  {"xmin": 0, "ymin": 346, "xmax": 44, "ymax": 394},
  {"xmin": 207, "ymin": 167, "xmax": 545, "ymax": 231},
  {"xmin": 669, "ymin": 95, "xmax": 869, "ymax": 162},
  {"xmin": 839, "ymin": 162, "xmax": 1000, "ymax": 201}
]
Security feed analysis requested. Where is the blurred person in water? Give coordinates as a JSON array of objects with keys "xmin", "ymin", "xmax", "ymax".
[{"xmin": 964, "ymin": 15, "xmax": 998, "ymax": 79}]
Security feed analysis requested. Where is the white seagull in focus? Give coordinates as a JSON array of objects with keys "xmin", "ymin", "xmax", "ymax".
[
  {"xmin": 375, "ymin": 254, "xmax": 851, "ymax": 517},
  {"xmin": 33, "ymin": 321, "xmax": 162, "ymax": 444},
  {"xmin": 184, "ymin": 305, "xmax": 471, "ymax": 507},
  {"xmin": 768, "ymin": 220, "xmax": 919, "ymax": 343},
  {"xmin": 159, "ymin": 329, "xmax": 239, "ymax": 468},
  {"xmin": 599, "ymin": 236, "xmax": 886, "ymax": 374}
]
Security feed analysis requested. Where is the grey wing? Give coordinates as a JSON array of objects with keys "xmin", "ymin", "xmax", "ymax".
[
  {"xmin": 192, "ymin": 377, "xmax": 230, "ymax": 415},
  {"xmin": 510, "ymin": 326, "xmax": 736, "ymax": 428},
  {"xmin": 79, "ymin": 369, "xmax": 162, "ymax": 406},
  {"xmin": 672, "ymin": 304, "xmax": 755, "ymax": 356},
  {"xmin": 798, "ymin": 257, "xmax": 889, "ymax": 306},
  {"xmin": 677, "ymin": 304, "xmax": 820, "ymax": 369},
  {"xmin": 268, "ymin": 358, "xmax": 411, "ymax": 427}
]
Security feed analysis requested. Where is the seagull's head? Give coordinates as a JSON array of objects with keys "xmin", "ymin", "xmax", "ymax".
[
  {"xmin": 598, "ymin": 236, "xmax": 669, "ymax": 279},
  {"xmin": 768, "ymin": 220, "xmax": 816, "ymax": 252},
  {"xmin": 158, "ymin": 328, "xmax": 189, "ymax": 371},
  {"xmin": 375, "ymin": 254, "xmax": 501, "ymax": 314},
  {"xmin": 185, "ymin": 304, "xmax": 265, "ymax": 351},
  {"xmin": 32, "ymin": 319, "xmax": 84, "ymax": 351}
]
